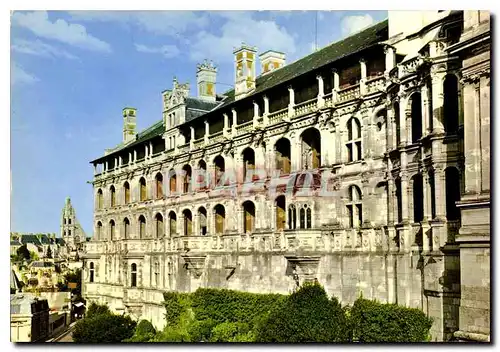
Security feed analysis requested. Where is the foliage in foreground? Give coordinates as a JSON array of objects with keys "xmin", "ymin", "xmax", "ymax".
[{"xmin": 72, "ymin": 308, "xmax": 136, "ymax": 343}]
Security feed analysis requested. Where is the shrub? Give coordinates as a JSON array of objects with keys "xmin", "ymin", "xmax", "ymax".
[
  {"xmin": 86, "ymin": 302, "xmax": 110, "ymax": 318},
  {"xmin": 152, "ymin": 326, "xmax": 191, "ymax": 342},
  {"xmin": 209, "ymin": 322, "xmax": 254, "ymax": 342},
  {"xmin": 72, "ymin": 312, "xmax": 136, "ymax": 343},
  {"xmin": 187, "ymin": 318, "xmax": 217, "ymax": 342},
  {"xmin": 124, "ymin": 320, "xmax": 157, "ymax": 342},
  {"xmin": 349, "ymin": 298, "xmax": 433, "ymax": 342},
  {"xmin": 163, "ymin": 292, "xmax": 191, "ymax": 327},
  {"xmin": 255, "ymin": 282, "xmax": 350, "ymax": 343}
]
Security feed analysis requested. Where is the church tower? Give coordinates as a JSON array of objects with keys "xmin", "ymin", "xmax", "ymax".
[{"xmin": 61, "ymin": 197, "xmax": 85, "ymax": 251}]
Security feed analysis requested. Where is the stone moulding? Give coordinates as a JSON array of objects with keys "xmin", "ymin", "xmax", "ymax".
[
  {"xmin": 284, "ymin": 255, "xmax": 320, "ymax": 282},
  {"xmin": 181, "ymin": 255, "xmax": 206, "ymax": 278}
]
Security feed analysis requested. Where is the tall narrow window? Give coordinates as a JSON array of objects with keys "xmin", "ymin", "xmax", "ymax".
[
  {"xmin": 155, "ymin": 173, "xmax": 163, "ymax": 199},
  {"xmin": 395, "ymin": 178, "xmax": 403, "ymax": 223},
  {"xmin": 429, "ymin": 171, "xmax": 436, "ymax": 219},
  {"xmin": 214, "ymin": 204, "xmax": 225, "ymax": 234},
  {"xmin": 443, "ymin": 75, "xmax": 459, "ymax": 134},
  {"xmin": 169, "ymin": 212, "xmax": 177, "ymax": 237},
  {"xmin": 275, "ymin": 138, "xmax": 291, "ymax": 175},
  {"xmin": 306, "ymin": 207, "xmax": 312, "ymax": 228},
  {"xmin": 155, "ymin": 213, "xmax": 164, "ymax": 238},
  {"xmin": 139, "ymin": 215, "xmax": 146, "ymax": 238},
  {"xmin": 346, "ymin": 117, "xmax": 362, "ymax": 162},
  {"xmin": 123, "ymin": 218, "xmax": 130, "ymax": 239},
  {"xmin": 394, "ymin": 102, "xmax": 401, "ymax": 146},
  {"xmin": 182, "ymin": 165, "xmax": 192, "ymax": 193},
  {"xmin": 242, "ymin": 148, "xmax": 256, "ymax": 182},
  {"xmin": 97, "ymin": 189, "xmax": 103, "ymax": 209},
  {"xmin": 198, "ymin": 160, "xmax": 208, "ymax": 190},
  {"xmin": 109, "ymin": 220, "xmax": 115, "ymax": 240},
  {"xmin": 275, "ymin": 196, "xmax": 286, "ymax": 231},
  {"xmin": 300, "ymin": 207, "xmax": 306, "ymax": 229},
  {"xmin": 243, "ymin": 201, "xmax": 255, "ymax": 233},
  {"xmin": 183, "ymin": 210, "xmax": 193, "ymax": 236},
  {"xmin": 347, "ymin": 185, "xmax": 362, "ymax": 228},
  {"xmin": 412, "ymin": 174, "xmax": 424, "ymax": 223},
  {"xmin": 139, "ymin": 178, "xmax": 147, "ymax": 201},
  {"xmin": 411, "ymin": 92, "xmax": 422, "ymax": 143},
  {"xmin": 198, "ymin": 207, "xmax": 208, "ymax": 236},
  {"xmin": 169, "ymin": 170, "xmax": 177, "ymax": 195},
  {"xmin": 300, "ymin": 128, "xmax": 321, "ymax": 169},
  {"xmin": 96, "ymin": 222, "xmax": 102, "ymax": 240},
  {"xmin": 131, "ymin": 263, "xmax": 137, "ymax": 287},
  {"xmin": 124, "ymin": 182, "xmax": 131, "ymax": 204},
  {"xmin": 288, "ymin": 205, "xmax": 297, "ymax": 229},
  {"xmin": 214, "ymin": 155, "xmax": 225, "ymax": 186},
  {"xmin": 153, "ymin": 261, "xmax": 159, "ymax": 286},
  {"xmin": 110, "ymin": 186, "xmax": 116, "ymax": 207},
  {"xmin": 89, "ymin": 262, "xmax": 94, "ymax": 283}
]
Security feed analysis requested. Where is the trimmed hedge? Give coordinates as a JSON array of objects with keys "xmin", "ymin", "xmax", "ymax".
[
  {"xmin": 350, "ymin": 298, "xmax": 433, "ymax": 342},
  {"xmin": 255, "ymin": 282, "xmax": 350, "ymax": 342},
  {"xmin": 72, "ymin": 312, "xmax": 136, "ymax": 343}
]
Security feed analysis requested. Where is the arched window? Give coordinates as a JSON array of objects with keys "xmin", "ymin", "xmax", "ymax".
[
  {"xmin": 410, "ymin": 92, "xmax": 422, "ymax": 143},
  {"xmin": 169, "ymin": 211, "xmax": 177, "ymax": 237},
  {"xmin": 275, "ymin": 138, "xmax": 291, "ymax": 175},
  {"xmin": 275, "ymin": 196, "xmax": 286, "ymax": 231},
  {"xmin": 198, "ymin": 207, "xmax": 207, "ymax": 236},
  {"xmin": 347, "ymin": 185, "xmax": 362, "ymax": 228},
  {"xmin": 394, "ymin": 102, "xmax": 401, "ymax": 146},
  {"xmin": 169, "ymin": 170, "xmax": 177, "ymax": 195},
  {"xmin": 445, "ymin": 167, "xmax": 461, "ymax": 221},
  {"xmin": 298, "ymin": 204, "xmax": 312, "ymax": 229},
  {"xmin": 243, "ymin": 201, "xmax": 255, "ymax": 233},
  {"xmin": 97, "ymin": 189, "xmax": 103, "ymax": 209},
  {"xmin": 288, "ymin": 204, "xmax": 297, "ymax": 229},
  {"xmin": 123, "ymin": 218, "xmax": 130, "ymax": 239},
  {"xmin": 109, "ymin": 220, "xmax": 115, "ymax": 240},
  {"xmin": 124, "ymin": 182, "xmax": 131, "ymax": 204},
  {"xmin": 347, "ymin": 117, "xmax": 362, "ymax": 162},
  {"xmin": 139, "ymin": 177, "xmax": 147, "ymax": 201},
  {"xmin": 96, "ymin": 221, "xmax": 102, "ymax": 240},
  {"xmin": 131, "ymin": 263, "xmax": 137, "ymax": 287},
  {"xmin": 155, "ymin": 173, "xmax": 163, "ymax": 199},
  {"xmin": 214, "ymin": 204, "xmax": 225, "ymax": 234},
  {"xmin": 89, "ymin": 262, "xmax": 94, "ymax": 283},
  {"xmin": 242, "ymin": 148, "xmax": 256, "ymax": 182},
  {"xmin": 412, "ymin": 174, "xmax": 424, "ymax": 223},
  {"xmin": 155, "ymin": 213, "xmax": 164, "ymax": 238},
  {"xmin": 139, "ymin": 215, "xmax": 146, "ymax": 238},
  {"xmin": 182, "ymin": 165, "xmax": 192, "ymax": 193},
  {"xmin": 214, "ymin": 155, "xmax": 225, "ymax": 186},
  {"xmin": 300, "ymin": 207, "xmax": 306, "ymax": 229},
  {"xmin": 443, "ymin": 75, "xmax": 459, "ymax": 134},
  {"xmin": 300, "ymin": 128, "xmax": 321, "ymax": 169},
  {"xmin": 183, "ymin": 209, "xmax": 193, "ymax": 236},
  {"xmin": 110, "ymin": 186, "xmax": 116, "ymax": 207},
  {"xmin": 198, "ymin": 160, "xmax": 208, "ymax": 190},
  {"xmin": 307, "ymin": 207, "xmax": 312, "ymax": 228}
]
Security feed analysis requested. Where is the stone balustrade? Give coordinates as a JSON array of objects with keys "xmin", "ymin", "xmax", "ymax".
[
  {"xmin": 365, "ymin": 75, "xmax": 386, "ymax": 94},
  {"xmin": 294, "ymin": 98, "xmax": 317, "ymax": 117},
  {"xmin": 236, "ymin": 121, "xmax": 253, "ymax": 135},
  {"xmin": 338, "ymin": 84, "xmax": 361, "ymax": 103},
  {"xmin": 268, "ymin": 107, "xmax": 288, "ymax": 125}
]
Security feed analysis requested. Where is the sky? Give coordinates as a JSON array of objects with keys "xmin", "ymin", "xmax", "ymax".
[{"xmin": 10, "ymin": 10, "xmax": 388, "ymax": 236}]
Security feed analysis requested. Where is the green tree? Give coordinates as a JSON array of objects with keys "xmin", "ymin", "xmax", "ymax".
[
  {"xmin": 72, "ymin": 313, "xmax": 136, "ymax": 343},
  {"xmin": 255, "ymin": 282, "xmax": 350, "ymax": 343},
  {"xmin": 86, "ymin": 302, "xmax": 111, "ymax": 318},
  {"xmin": 64, "ymin": 269, "xmax": 82, "ymax": 296},
  {"xmin": 46, "ymin": 246, "xmax": 52, "ymax": 259},
  {"xmin": 16, "ymin": 245, "xmax": 31, "ymax": 262},
  {"xmin": 123, "ymin": 320, "xmax": 157, "ymax": 342}
]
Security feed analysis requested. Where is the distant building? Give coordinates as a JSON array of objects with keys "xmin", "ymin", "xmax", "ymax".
[{"xmin": 10, "ymin": 294, "xmax": 50, "ymax": 342}]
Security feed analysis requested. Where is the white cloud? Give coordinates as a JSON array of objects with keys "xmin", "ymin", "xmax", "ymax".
[
  {"xmin": 340, "ymin": 14, "xmax": 375, "ymax": 37},
  {"xmin": 135, "ymin": 43, "xmax": 180, "ymax": 59},
  {"xmin": 11, "ymin": 11, "xmax": 112, "ymax": 52},
  {"xmin": 11, "ymin": 63, "xmax": 39, "ymax": 85},
  {"xmin": 190, "ymin": 12, "xmax": 296, "ymax": 63},
  {"xmin": 68, "ymin": 11, "xmax": 209, "ymax": 37},
  {"xmin": 11, "ymin": 38, "xmax": 79, "ymax": 60}
]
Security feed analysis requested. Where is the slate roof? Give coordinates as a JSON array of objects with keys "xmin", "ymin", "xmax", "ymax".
[
  {"xmin": 91, "ymin": 19, "xmax": 388, "ymax": 163},
  {"xmin": 56, "ymin": 238, "xmax": 66, "ymax": 245},
  {"xmin": 37, "ymin": 234, "xmax": 51, "ymax": 245},
  {"xmin": 31, "ymin": 261, "xmax": 55, "ymax": 268},
  {"xmin": 20, "ymin": 235, "xmax": 41, "ymax": 246},
  {"xmin": 10, "ymin": 240, "xmax": 21, "ymax": 246}
]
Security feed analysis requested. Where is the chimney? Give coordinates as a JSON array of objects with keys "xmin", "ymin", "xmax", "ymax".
[
  {"xmin": 122, "ymin": 107, "xmax": 137, "ymax": 143},
  {"xmin": 234, "ymin": 43, "xmax": 257, "ymax": 101},
  {"xmin": 197, "ymin": 60, "xmax": 217, "ymax": 102},
  {"xmin": 259, "ymin": 50, "xmax": 286, "ymax": 75}
]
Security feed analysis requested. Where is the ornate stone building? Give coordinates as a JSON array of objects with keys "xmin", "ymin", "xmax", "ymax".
[
  {"xmin": 61, "ymin": 196, "xmax": 87, "ymax": 256},
  {"xmin": 82, "ymin": 10, "xmax": 490, "ymax": 341}
]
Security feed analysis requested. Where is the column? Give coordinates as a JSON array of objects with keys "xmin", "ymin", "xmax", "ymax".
[
  {"xmin": 190, "ymin": 126, "xmax": 195, "ymax": 150},
  {"xmin": 223, "ymin": 113, "xmax": 230, "ymax": 137},
  {"xmin": 204, "ymin": 120, "xmax": 209, "ymax": 144},
  {"xmin": 128, "ymin": 152, "xmax": 132, "ymax": 166},
  {"xmin": 119, "ymin": 156, "xmax": 123, "ymax": 168},
  {"xmin": 400, "ymin": 173, "xmax": 409, "ymax": 222},
  {"xmin": 263, "ymin": 96, "xmax": 270, "ymax": 126},
  {"xmin": 317, "ymin": 75, "xmax": 325, "ymax": 108},
  {"xmin": 384, "ymin": 45, "xmax": 396, "ymax": 73},
  {"xmin": 194, "ymin": 213, "xmax": 199, "ymax": 236},
  {"xmin": 287, "ymin": 86, "xmax": 295, "ymax": 119},
  {"xmin": 360, "ymin": 59, "xmax": 367, "ymax": 95},
  {"xmin": 421, "ymin": 83, "xmax": 430, "ymax": 136},
  {"xmin": 145, "ymin": 144, "xmax": 148, "ymax": 160},
  {"xmin": 463, "ymin": 81, "xmax": 482, "ymax": 194},
  {"xmin": 399, "ymin": 95, "xmax": 408, "ymax": 145},
  {"xmin": 291, "ymin": 138, "xmax": 301, "ymax": 172},
  {"xmin": 149, "ymin": 142, "xmax": 153, "ymax": 158},
  {"xmin": 386, "ymin": 106, "xmax": 395, "ymax": 151},
  {"xmin": 104, "ymin": 161, "xmax": 108, "ymax": 173},
  {"xmin": 253, "ymin": 101, "xmax": 259, "ymax": 127},
  {"xmin": 231, "ymin": 109, "xmax": 237, "ymax": 137},
  {"xmin": 319, "ymin": 128, "xmax": 331, "ymax": 166},
  {"xmin": 387, "ymin": 177, "xmax": 395, "ymax": 225},
  {"xmin": 431, "ymin": 73, "xmax": 445, "ymax": 133},
  {"xmin": 434, "ymin": 167, "xmax": 446, "ymax": 220},
  {"xmin": 332, "ymin": 69, "xmax": 340, "ymax": 103},
  {"xmin": 237, "ymin": 209, "xmax": 244, "ymax": 234},
  {"xmin": 114, "ymin": 157, "xmax": 118, "ymax": 170}
]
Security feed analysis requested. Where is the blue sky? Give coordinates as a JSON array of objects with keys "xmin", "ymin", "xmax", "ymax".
[{"xmin": 10, "ymin": 10, "xmax": 387, "ymax": 235}]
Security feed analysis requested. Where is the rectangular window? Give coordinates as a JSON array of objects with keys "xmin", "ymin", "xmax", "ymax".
[
  {"xmin": 356, "ymin": 141, "xmax": 362, "ymax": 161},
  {"xmin": 347, "ymin": 144, "xmax": 353, "ymax": 162},
  {"xmin": 347, "ymin": 205, "xmax": 353, "ymax": 228}
]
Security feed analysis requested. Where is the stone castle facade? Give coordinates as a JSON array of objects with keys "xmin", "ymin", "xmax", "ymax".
[{"xmin": 82, "ymin": 11, "xmax": 490, "ymax": 342}]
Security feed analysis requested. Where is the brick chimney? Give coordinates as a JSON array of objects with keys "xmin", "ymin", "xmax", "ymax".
[
  {"xmin": 197, "ymin": 60, "xmax": 217, "ymax": 102},
  {"xmin": 234, "ymin": 43, "xmax": 257, "ymax": 100},
  {"xmin": 259, "ymin": 50, "xmax": 286, "ymax": 75}
]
